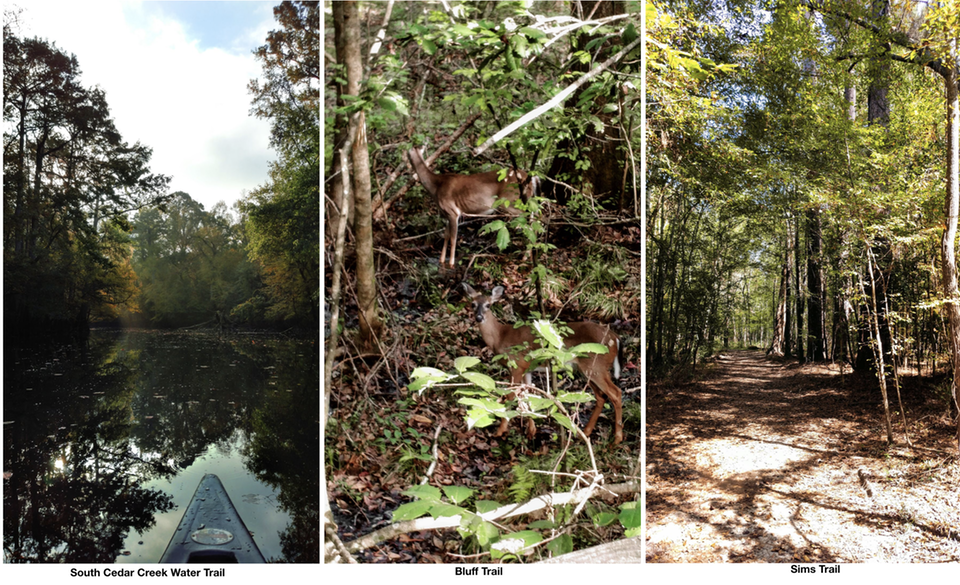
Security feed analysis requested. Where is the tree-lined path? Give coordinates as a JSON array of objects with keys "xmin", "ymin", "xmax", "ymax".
[{"xmin": 646, "ymin": 351, "xmax": 960, "ymax": 563}]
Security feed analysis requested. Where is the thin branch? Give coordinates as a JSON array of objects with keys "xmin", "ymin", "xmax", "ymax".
[
  {"xmin": 804, "ymin": 0, "xmax": 952, "ymax": 78},
  {"xmin": 474, "ymin": 35, "xmax": 642, "ymax": 156},
  {"xmin": 366, "ymin": 0, "xmax": 394, "ymax": 69},
  {"xmin": 419, "ymin": 423, "xmax": 444, "ymax": 485},
  {"xmin": 324, "ymin": 112, "xmax": 360, "ymax": 422}
]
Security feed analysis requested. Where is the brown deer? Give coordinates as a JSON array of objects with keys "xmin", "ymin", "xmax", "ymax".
[
  {"xmin": 462, "ymin": 283, "xmax": 623, "ymax": 445},
  {"xmin": 407, "ymin": 148, "xmax": 537, "ymax": 269}
]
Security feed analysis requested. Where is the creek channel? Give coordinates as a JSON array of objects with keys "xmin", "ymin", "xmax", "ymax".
[{"xmin": 3, "ymin": 329, "xmax": 318, "ymax": 563}]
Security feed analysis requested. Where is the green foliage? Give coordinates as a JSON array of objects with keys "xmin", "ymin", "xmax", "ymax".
[
  {"xmin": 567, "ymin": 247, "xmax": 632, "ymax": 319},
  {"xmin": 646, "ymin": 0, "xmax": 952, "ymax": 384},
  {"xmin": 240, "ymin": 160, "xmax": 319, "ymax": 324},
  {"xmin": 243, "ymin": 0, "xmax": 319, "ymax": 328},
  {"xmin": 404, "ymin": 331, "xmax": 636, "ymax": 557},
  {"xmin": 507, "ymin": 463, "xmax": 536, "ymax": 503},
  {"xmin": 392, "ymin": 482, "xmax": 547, "ymax": 560},
  {"xmin": 360, "ymin": 0, "xmax": 643, "ymax": 223},
  {"xmin": 130, "ymin": 193, "xmax": 255, "ymax": 327},
  {"xmin": 410, "ymin": 318, "xmax": 610, "ymax": 439},
  {"xmin": 618, "ymin": 500, "xmax": 642, "ymax": 537},
  {"xmin": 392, "ymin": 455, "xmax": 638, "ymax": 560}
]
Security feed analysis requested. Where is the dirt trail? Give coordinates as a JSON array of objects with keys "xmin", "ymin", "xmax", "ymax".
[{"xmin": 645, "ymin": 350, "xmax": 960, "ymax": 563}]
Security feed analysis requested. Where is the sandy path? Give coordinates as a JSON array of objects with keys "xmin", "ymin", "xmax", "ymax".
[{"xmin": 645, "ymin": 351, "xmax": 960, "ymax": 563}]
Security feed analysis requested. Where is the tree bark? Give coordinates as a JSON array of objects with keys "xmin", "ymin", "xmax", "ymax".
[
  {"xmin": 864, "ymin": 247, "xmax": 894, "ymax": 444},
  {"xmin": 941, "ymin": 49, "xmax": 960, "ymax": 453},
  {"xmin": 833, "ymin": 80, "xmax": 856, "ymax": 368},
  {"xmin": 856, "ymin": 17, "xmax": 894, "ymax": 372},
  {"xmin": 768, "ymin": 244, "xmax": 789, "ymax": 357},
  {"xmin": 794, "ymin": 215, "xmax": 804, "ymax": 363},
  {"xmin": 342, "ymin": 1, "xmax": 382, "ymax": 350},
  {"xmin": 327, "ymin": 1, "xmax": 352, "ymax": 238},
  {"xmin": 784, "ymin": 220, "xmax": 793, "ymax": 357},
  {"xmin": 806, "ymin": 207, "xmax": 826, "ymax": 361}
]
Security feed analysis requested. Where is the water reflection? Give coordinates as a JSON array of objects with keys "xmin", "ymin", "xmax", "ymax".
[{"xmin": 3, "ymin": 330, "xmax": 319, "ymax": 563}]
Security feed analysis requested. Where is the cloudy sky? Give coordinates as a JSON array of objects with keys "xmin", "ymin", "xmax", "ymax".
[{"xmin": 14, "ymin": 0, "xmax": 279, "ymax": 211}]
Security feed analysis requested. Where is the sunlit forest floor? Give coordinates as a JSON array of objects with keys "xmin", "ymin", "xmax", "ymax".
[{"xmin": 646, "ymin": 350, "xmax": 960, "ymax": 563}]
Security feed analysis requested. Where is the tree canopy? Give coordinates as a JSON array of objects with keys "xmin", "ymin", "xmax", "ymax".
[
  {"xmin": 3, "ymin": 26, "xmax": 170, "ymax": 338},
  {"xmin": 242, "ymin": 0, "xmax": 320, "ymax": 326},
  {"xmin": 3, "ymin": 2, "xmax": 321, "ymax": 338},
  {"xmin": 646, "ymin": 0, "xmax": 959, "ymax": 447}
]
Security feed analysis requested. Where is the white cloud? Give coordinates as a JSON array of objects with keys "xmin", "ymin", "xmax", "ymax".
[{"xmin": 17, "ymin": 0, "xmax": 276, "ymax": 210}]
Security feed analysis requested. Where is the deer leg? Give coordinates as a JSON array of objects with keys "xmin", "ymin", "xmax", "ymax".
[
  {"xmin": 583, "ymin": 375, "xmax": 623, "ymax": 445},
  {"xmin": 439, "ymin": 215, "xmax": 453, "ymax": 267},
  {"xmin": 522, "ymin": 370, "xmax": 536, "ymax": 438},
  {"xmin": 607, "ymin": 380, "xmax": 623, "ymax": 445},
  {"xmin": 583, "ymin": 389, "xmax": 606, "ymax": 438},
  {"xmin": 446, "ymin": 213, "xmax": 460, "ymax": 268}
]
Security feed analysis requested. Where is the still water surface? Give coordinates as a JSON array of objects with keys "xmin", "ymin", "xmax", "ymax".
[{"xmin": 3, "ymin": 329, "xmax": 318, "ymax": 563}]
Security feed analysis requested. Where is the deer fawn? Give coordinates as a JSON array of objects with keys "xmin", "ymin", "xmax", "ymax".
[
  {"xmin": 407, "ymin": 148, "xmax": 538, "ymax": 269},
  {"xmin": 462, "ymin": 283, "xmax": 623, "ymax": 445}
]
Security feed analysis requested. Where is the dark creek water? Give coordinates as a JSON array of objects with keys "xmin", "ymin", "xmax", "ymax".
[{"xmin": 3, "ymin": 329, "xmax": 319, "ymax": 563}]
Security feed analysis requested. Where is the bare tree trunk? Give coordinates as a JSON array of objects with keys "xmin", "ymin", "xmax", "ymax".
[
  {"xmin": 327, "ymin": 2, "xmax": 352, "ymax": 238},
  {"xmin": 794, "ymin": 215, "xmax": 804, "ymax": 363},
  {"xmin": 941, "ymin": 51, "xmax": 960, "ymax": 454},
  {"xmin": 844, "ymin": 82, "xmax": 856, "ymax": 122},
  {"xmin": 855, "ymin": 23, "xmax": 894, "ymax": 373},
  {"xmin": 807, "ymin": 207, "xmax": 826, "ymax": 361},
  {"xmin": 343, "ymin": 1, "xmax": 382, "ymax": 350},
  {"xmin": 768, "ymin": 247, "xmax": 789, "ymax": 357},
  {"xmin": 862, "ymin": 248, "xmax": 894, "ymax": 444},
  {"xmin": 784, "ymin": 220, "xmax": 793, "ymax": 357},
  {"xmin": 833, "ymin": 81, "xmax": 856, "ymax": 371}
]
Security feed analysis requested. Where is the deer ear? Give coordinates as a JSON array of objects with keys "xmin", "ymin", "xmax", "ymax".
[
  {"xmin": 462, "ymin": 282, "xmax": 477, "ymax": 297},
  {"xmin": 490, "ymin": 286, "xmax": 504, "ymax": 301}
]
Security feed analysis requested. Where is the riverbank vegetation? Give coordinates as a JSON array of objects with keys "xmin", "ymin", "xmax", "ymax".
[{"xmin": 2, "ymin": 1, "xmax": 318, "ymax": 339}]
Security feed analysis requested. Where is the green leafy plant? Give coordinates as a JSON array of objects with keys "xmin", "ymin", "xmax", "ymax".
[
  {"xmin": 403, "ymin": 323, "xmax": 631, "ymax": 559},
  {"xmin": 507, "ymin": 463, "xmax": 537, "ymax": 503},
  {"xmin": 408, "ymin": 321, "xmax": 608, "ymax": 437},
  {"xmin": 392, "ymin": 484, "xmax": 537, "ymax": 559}
]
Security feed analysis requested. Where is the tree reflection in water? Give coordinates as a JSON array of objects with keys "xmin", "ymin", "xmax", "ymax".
[{"xmin": 3, "ymin": 330, "xmax": 318, "ymax": 563}]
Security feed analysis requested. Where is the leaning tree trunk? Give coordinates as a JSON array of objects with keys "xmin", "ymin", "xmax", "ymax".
[{"xmin": 863, "ymin": 248, "xmax": 894, "ymax": 444}]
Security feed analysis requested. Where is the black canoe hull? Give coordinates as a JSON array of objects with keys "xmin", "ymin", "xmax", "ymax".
[{"xmin": 160, "ymin": 474, "xmax": 266, "ymax": 563}]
